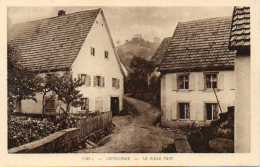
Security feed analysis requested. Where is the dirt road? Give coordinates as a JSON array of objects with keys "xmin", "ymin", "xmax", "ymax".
[{"xmin": 77, "ymin": 97, "xmax": 174, "ymax": 153}]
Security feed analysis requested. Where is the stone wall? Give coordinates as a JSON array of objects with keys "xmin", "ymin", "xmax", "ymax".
[{"xmin": 8, "ymin": 128, "xmax": 80, "ymax": 153}]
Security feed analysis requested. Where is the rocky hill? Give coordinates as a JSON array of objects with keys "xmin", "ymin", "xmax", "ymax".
[{"xmin": 117, "ymin": 36, "xmax": 160, "ymax": 71}]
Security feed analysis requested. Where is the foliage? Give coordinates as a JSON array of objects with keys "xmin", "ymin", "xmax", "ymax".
[
  {"xmin": 36, "ymin": 73, "xmax": 61, "ymax": 114},
  {"xmin": 50, "ymin": 74, "xmax": 84, "ymax": 114},
  {"xmin": 7, "ymin": 43, "xmax": 41, "ymax": 113},
  {"xmin": 8, "ymin": 115, "xmax": 77, "ymax": 148},
  {"xmin": 125, "ymin": 56, "xmax": 154, "ymax": 94},
  {"xmin": 187, "ymin": 109, "xmax": 234, "ymax": 153}
]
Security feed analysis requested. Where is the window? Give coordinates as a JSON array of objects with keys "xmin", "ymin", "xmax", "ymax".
[
  {"xmin": 205, "ymin": 73, "xmax": 218, "ymax": 89},
  {"xmin": 205, "ymin": 103, "xmax": 218, "ymax": 120},
  {"xmin": 90, "ymin": 47, "xmax": 95, "ymax": 56},
  {"xmin": 177, "ymin": 74, "xmax": 189, "ymax": 89},
  {"xmin": 112, "ymin": 78, "xmax": 120, "ymax": 89},
  {"xmin": 104, "ymin": 51, "xmax": 109, "ymax": 59},
  {"xmin": 178, "ymin": 103, "xmax": 190, "ymax": 119},
  {"xmin": 94, "ymin": 76, "xmax": 105, "ymax": 87},
  {"xmin": 81, "ymin": 98, "xmax": 89, "ymax": 111},
  {"xmin": 78, "ymin": 74, "xmax": 86, "ymax": 84}
]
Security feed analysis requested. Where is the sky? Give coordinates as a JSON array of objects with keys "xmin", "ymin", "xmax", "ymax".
[{"xmin": 8, "ymin": 6, "xmax": 233, "ymax": 44}]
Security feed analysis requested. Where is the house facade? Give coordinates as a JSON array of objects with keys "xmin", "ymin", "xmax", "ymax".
[
  {"xmin": 159, "ymin": 17, "xmax": 236, "ymax": 126},
  {"xmin": 9, "ymin": 8, "xmax": 125, "ymax": 115},
  {"xmin": 229, "ymin": 7, "xmax": 250, "ymax": 152}
]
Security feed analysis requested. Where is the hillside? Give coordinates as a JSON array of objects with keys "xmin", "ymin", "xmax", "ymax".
[{"xmin": 117, "ymin": 37, "xmax": 160, "ymax": 71}]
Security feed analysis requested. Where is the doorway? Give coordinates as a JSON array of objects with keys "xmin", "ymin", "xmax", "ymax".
[{"xmin": 110, "ymin": 97, "xmax": 119, "ymax": 116}]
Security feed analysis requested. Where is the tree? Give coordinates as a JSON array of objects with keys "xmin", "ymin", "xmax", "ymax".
[
  {"xmin": 51, "ymin": 74, "xmax": 84, "ymax": 115},
  {"xmin": 36, "ymin": 73, "xmax": 59, "ymax": 114},
  {"xmin": 7, "ymin": 43, "xmax": 40, "ymax": 113},
  {"xmin": 125, "ymin": 56, "xmax": 154, "ymax": 94}
]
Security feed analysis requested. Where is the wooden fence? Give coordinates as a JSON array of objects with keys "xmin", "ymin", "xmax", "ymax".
[{"xmin": 76, "ymin": 111, "xmax": 112, "ymax": 138}]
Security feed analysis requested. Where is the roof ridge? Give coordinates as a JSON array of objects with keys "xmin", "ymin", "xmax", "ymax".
[
  {"xmin": 178, "ymin": 16, "xmax": 231, "ymax": 24},
  {"xmin": 12, "ymin": 8, "xmax": 101, "ymax": 27}
]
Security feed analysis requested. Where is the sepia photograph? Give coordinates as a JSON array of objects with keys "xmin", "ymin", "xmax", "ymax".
[{"xmin": 6, "ymin": 5, "xmax": 251, "ymax": 155}]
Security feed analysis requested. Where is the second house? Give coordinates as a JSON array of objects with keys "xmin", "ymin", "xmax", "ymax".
[{"xmin": 159, "ymin": 17, "xmax": 236, "ymax": 125}]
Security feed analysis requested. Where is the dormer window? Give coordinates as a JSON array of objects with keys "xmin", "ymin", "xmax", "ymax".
[
  {"xmin": 104, "ymin": 51, "xmax": 109, "ymax": 59},
  {"xmin": 91, "ymin": 47, "xmax": 95, "ymax": 56}
]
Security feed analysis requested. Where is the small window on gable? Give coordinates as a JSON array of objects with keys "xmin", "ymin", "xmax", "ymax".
[
  {"xmin": 205, "ymin": 72, "xmax": 218, "ymax": 89},
  {"xmin": 91, "ymin": 47, "xmax": 95, "ymax": 56},
  {"xmin": 177, "ymin": 74, "xmax": 189, "ymax": 90},
  {"xmin": 104, "ymin": 51, "xmax": 109, "ymax": 59}
]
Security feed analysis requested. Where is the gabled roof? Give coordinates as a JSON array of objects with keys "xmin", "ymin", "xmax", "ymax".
[
  {"xmin": 8, "ymin": 8, "xmax": 101, "ymax": 72},
  {"xmin": 229, "ymin": 6, "xmax": 250, "ymax": 51},
  {"xmin": 160, "ymin": 17, "xmax": 236, "ymax": 73},
  {"xmin": 151, "ymin": 37, "xmax": 171, "ymax": 66}
]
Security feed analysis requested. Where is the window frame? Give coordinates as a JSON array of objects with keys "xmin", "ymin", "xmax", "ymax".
[
  {"xmin": 177, "ymin": 73, "xmax": 189, "ymax": 90},
  {"xmin": 80, "ymin": 97, "xmax": 89, "ymax": 111},
  {"xmin": 178, "ymin": 103, "xmax": 190, "ymax": 120},
  {"xmin": 204, "ymin": 72, "xmax": 218, "ymax": 89},
  {"xmin": 96, "ymin": 76, "xmax": 101, "ymax": 87},
  {"xmin": 79, "ymin": 74, "xmax": 86, "ymax": 84},
  {"xmin": 112, "ymin": 78, "xmax": 120, "ymax": 89},
  {"xmin": 205, "ymin": 103, "xmax": 219, "ymax": 120},
  {"xmin": 94, "ymin": 75, "xmax": 105, "ymax": 87}
]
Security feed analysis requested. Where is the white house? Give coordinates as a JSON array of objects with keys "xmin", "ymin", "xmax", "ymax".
[
  {"xmin": 229, "ymin": 7, "xmax": 250, "ymax": 152},
  {"xmin": 8, "ymin": 8, "xmax": 125, "ymax": 115},
  {"xmin": 159, "ymin": 17, "xmax": 236, "ymax": 126}
]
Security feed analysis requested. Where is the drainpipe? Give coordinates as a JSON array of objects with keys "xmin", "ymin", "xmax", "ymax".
[{"xmin": 213, "ymin": 87, "xmax": 223, "ymax": 113}]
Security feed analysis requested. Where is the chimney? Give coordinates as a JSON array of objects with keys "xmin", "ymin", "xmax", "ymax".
[{"xmin": 58, "ymin": 10, "xmax": 66, "ymax": 16}]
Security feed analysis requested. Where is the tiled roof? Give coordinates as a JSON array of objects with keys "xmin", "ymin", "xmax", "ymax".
[
  {"xmin": 151, "ymin": 37, "xmax": 171, "ymax": 66},
  {"xmin": 229, "ymin": 6, "xmax": 250, "ymax": 50},
  {"xmin": 160, "ymin": 17, "xmax": 236, "ymax": 73},
  {"xmin": 8, "ymin": 8, "xmax": 101, "ymax": 72}
]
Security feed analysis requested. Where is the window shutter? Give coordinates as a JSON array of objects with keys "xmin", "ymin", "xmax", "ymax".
[
  {"xmin": 172, "ymin": 74, "xmax": 177, "ymax": 91},
  {"xmin": 86, "ymin": 75, "xmax": 91, "ymax": 87},
  {"xmin": 189, "ymin": 73, "xmax": 195, "ymax": 90},
  {"xmin": 95, "ymin": 97, "xmax": 103, "ymax": 112},
  {"xmin": 176, "ymin": 103, "xmax": 180, "ymax": 119},
  {"xmin": 86, "ymin": 98, "xmax": 89, "ymax": 112},
  {"xmin": 171, "ymin": 102, "xmax": 177, "ymax": 120},
  {"xmin": 198, "ymin": 72, "xmax": 205, "ymax": 91},
  {"xmin": 218, "ymin": 73, "xmax": 224, "ymax": 90},
  {"xmin": 94, "ymin": 76, "xmax": 97, "ymax": 87},
  {"xmin": 101, "ymin": 77, "xmax": 105, "ymax": 87},
  {"xmin": 117, "ymin": 79, "xmax": 120, "ymax": 89}
]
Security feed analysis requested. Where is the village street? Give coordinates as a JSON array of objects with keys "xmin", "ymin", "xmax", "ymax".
[{"xmin": 77, "ymin": 97, "xmax": 174, "ymax": 153}]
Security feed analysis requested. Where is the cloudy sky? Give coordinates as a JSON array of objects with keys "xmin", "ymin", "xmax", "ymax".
[{"xmin": 8, "ymin": 6, "xmax": 233, "ymax": 44}]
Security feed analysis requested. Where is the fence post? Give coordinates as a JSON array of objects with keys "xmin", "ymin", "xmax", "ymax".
[{"xmin": 75, "ymin": 111, "xmax": 113, "ymax": 138}]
